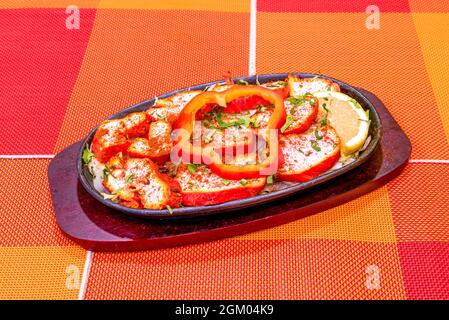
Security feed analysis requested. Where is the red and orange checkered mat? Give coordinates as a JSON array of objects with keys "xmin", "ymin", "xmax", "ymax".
[{"xmin": 0, "ymin": 0, "xmax": 448, "ymax": 299}]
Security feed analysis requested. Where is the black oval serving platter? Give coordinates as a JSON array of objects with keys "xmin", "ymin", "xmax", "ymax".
[{"xmin": 77, "ymin": 73, "xmax": 382, "ymax": 219}]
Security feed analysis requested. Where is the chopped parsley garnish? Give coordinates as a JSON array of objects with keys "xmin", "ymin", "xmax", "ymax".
[
  {"xmin": 125, "ymin": 174, "xmax": 134, "ymax": 184},
  {"xmin": 287, "ymin": 96, "xmax": 304, "ymax": 107},
  {"xmin": 267, "ymin": 175, "xmax": 275, "ymax": 186},
  {"xmin": 322, "ymin": 103, "xmax": 330, "ymax": 113},
  {"xmin": 289, "ymin": 107, "xmax": 296, "ymax": 115},
  {"xmin": 249, "ymin": 118, "xmax": 260, "ymax": 128},
  {"xmin": 202, "ymin": 119, "xmax": 212, "ymax": 128},
  {"xmin": 319, "ymin": 113, "xmax": 328, "ymax": 127},
  {"xmin": 257, "ymin": 105, "xmax": 267, "ymax": 113},
  {"xmin": 314, "ymin": 128, "xmax": 323, "ymax": 140},
  {"xmin": 278, "ymin": 81, "xmax": 288, "ymax": 87},
  {"xmin": 240, "ymin": 115, "xmax": 251, "ymax": 127},
  {"xmin": 280, "ymin": 114, "xmax": 294, "ymax": 133},
  {"xmin": 100, "ymin": 192, "xmax": 119, "ymax": 202},
  {"xmin": 82, "ymin": 145, "xmax": 94, "ymax": 165},
  {"xmin": 187, "ymin": 163, "xmax": 198, "ymax": 174},
  {"xmin": 240, "ymin": 179, "xmax": 248, "ymax": 186},
  {"xmin": 236, "ymin": 79, "xmax": 249, "ymax": 86},
  {"xmin": 221, "ymin": 179, "xmax": 230, "ymax": 186},
  {"xmin": 216, "ymin": 111, "xmax": 251, "ymax": 129},
  {"xmin": 166, "ymin": 205, "xmax": 174, "ymax": 214},
  {"xmin": 265, "ymin": 81, "xmax": 287, "ymax": 88},
  {"xmin": 311, "ymin": 140, "xmax": 321, "ymax": 152},
  {"xmin": 103, "ymin": 167, "xmax": 112, "ymax": 177},
  {"xmin": 111, "ymin": 188, "xmax": 122, "ymax": 196}
]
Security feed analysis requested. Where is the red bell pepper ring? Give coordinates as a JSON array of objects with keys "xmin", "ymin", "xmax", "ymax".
[
  {"xmin": 225, "ymin": 95, "xmax": 271, "ymax": 113},
  {"xmin": 172, "ymin": 85, "xmax": 286, "ymax": 179}
]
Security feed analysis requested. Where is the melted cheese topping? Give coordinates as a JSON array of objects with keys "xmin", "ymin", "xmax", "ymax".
[
  {"xmin": 101, "ymin": 158, "xmax": 173, "ymax": 208},
  {"xmin": 131, "ymin": 138, "xmax": 150, "ymax": 152},
  {"xmin": 279, "ymin": 126, "xmax": 340, "ymax": 174},
  {"xmin": 104, "ymin": 159, "xmax": 151, "ymax": 193},
  {"xmin": 195, "ymin": 112, "xmax": 255, "ymax": 150},
  {"xmin": 250, "ymin": 108, "xmax": 273, "ymax": 129},
  {"xmin": 101, "ymin": 134, "xmax": 126, "ymax": 149},
  {"xmin": 171, "ymin": 90, "xmax": 201, "ymax": 106},
  {"xmin": 98, "ymin": 120, "xmax": 127, "ymax": 147},
  {"xmin": 198, "ymin": 125, "xmax": 253, "ymax": 150},
  {"xmin": 151, "ymin": 120, "xmax": 169, "ymax": 136},
  {"xmin": 148, "ymin": 91, "xmax": 201, "ymax": 122},
  {"xmin": 290, "ymin": 78, "xmax": 333, "ymax": 96},
  {"xmin": 148, "ymin": 120, "xmax": 172, "ymax": 154},
  {"xmin": 284, "ymin": 100, "xmax": 315, "ymax": 129},
  {"xmin": 125, "ymin": 158, "xmax": 153, "ymax": 182},
  {"xmin": 138, "ymin": 179, "xmax": 168, "ymax": 209},
  {"xmin": 104, "ymin": 168, "xmax": 127, "ymax": 192},
  {"xmin": 223, "ymin": 126, "xmax": 253, "ymax": 147},
  {"xmin": 124, "ymin": 113, "xmax": 143, "ymax": 129},
  {"xmin": 101, "ymin": 119, "xmax": 124, "ymax": 133},
  {"xmin": 230, "ymin": 153, "xmax": 258, "ymax": 165},
  {"xmin": 176, "ymin": 165, "xmax": 264, "ymax": 192}
]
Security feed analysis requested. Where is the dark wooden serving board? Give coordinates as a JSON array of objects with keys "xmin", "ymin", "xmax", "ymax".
[{"xmin": 48, "ymin": 89, "xmax": 411, "ymax": 252}]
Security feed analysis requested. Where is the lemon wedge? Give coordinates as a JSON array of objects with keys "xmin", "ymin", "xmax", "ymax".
[{"xmin": 313, "ymin": 91, "xmax": 370, "ymax": 157}]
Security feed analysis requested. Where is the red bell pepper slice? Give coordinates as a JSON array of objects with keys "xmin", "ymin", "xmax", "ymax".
[
  {"xmin": 175, "ymin": 164, "xmax": 266, "ymax": 206},
  {"xmin": 281, "ymin": 93, "xmax": 318, "ymax": 134},
  {"xmin": 172, "ymin": 85, "xmax": 286, "ymax": 179},
  {"xmin": 277, "ymin": 126, "xmax": 341, "ymax": 182}
]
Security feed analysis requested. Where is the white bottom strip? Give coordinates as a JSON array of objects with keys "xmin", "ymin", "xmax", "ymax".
[
  {"xmin": 78, "ymin": 251, "xmax": 94, "ymax": 300},
  {"xmin": 0, "ymin": 154, "xmax": 55, "ymax": 159},
  {"xmin": 409, "ymin": 159, "xmax": 449, "ymax": 164}
]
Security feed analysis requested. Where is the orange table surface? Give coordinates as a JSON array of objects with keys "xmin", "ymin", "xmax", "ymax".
[{"xmin": 0, "ymin": 0, "xmax": 448, "ymax": 300}]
